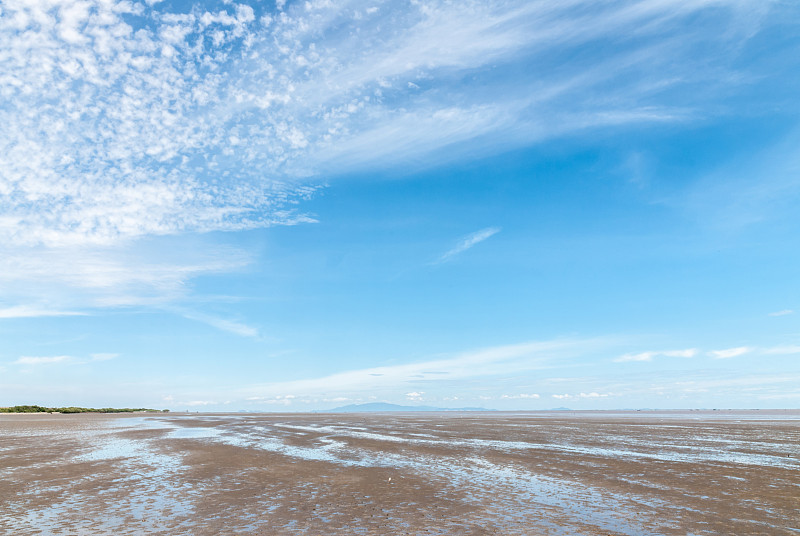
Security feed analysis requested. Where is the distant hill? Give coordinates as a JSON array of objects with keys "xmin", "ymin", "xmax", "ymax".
[{"xmin": 319, "ymin": 402, "xmax": 493, "ymax": 413}]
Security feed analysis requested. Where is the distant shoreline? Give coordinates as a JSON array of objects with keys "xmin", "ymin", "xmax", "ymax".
[
  {"xmin": 0, "ymin": 405, "xmax": 168, "ymax": 414},
  {"xmin": 2, "ymin": 406, "xmax": 797, "ymax": 416}
]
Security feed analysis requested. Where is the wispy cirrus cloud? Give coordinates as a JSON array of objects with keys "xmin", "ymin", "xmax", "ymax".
[
  {"xmin": 1, "ymin": 0, "xmax": 780, "ymax": 248},
  {"xmin": 240, "ymin": 337, "xmax": 613, "ymax": 401},
  {"xmin": 769, "ymin": 309, "xmax": 794, "ymax": 317},
  {"xmin": 175, "ymin": 309, "xmax": 260, "ymax": 338},
  {"xmin": 0, "ymin": 236, "xmax": 252, "ymax": 312},
  {"xmin": 436, "ymin": 227, "xmax": 501, "ymax": 264},
  {"xmin": 0, "ymin": 0, "xmax": 787, "ymax": 311},
  {"xmin": 614, "ymin": 348, "xmax": 697, "ymax": 362},
  {"xmin": 762, "ymin": 345, "xmax": 800, "ymax": 355},
  {"xmin": 708, "ymin": 346, "xmax": 751, "ymax": 359},
  {"xmin": 682, "ymin": 128, "xmax": 800, "ymax": 231},
  {"xmin": 11, "ymin": 353, "xmax": 119, "ymax": 366},
  {"xmin": 0, "ymin": 305, "xmax": 86, "ymax": 319},
  {"xmin": 13, "ymin": 355, "xmax": 72, "ymax": 366}
]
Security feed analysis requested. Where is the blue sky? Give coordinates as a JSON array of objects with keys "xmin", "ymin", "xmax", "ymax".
[{"xmin": 1, "ymin": 0, "xmax": 799, "ymax": 410}]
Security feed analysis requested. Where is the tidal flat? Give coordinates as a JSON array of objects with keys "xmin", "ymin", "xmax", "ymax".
[{"xmin": 1, "ymin": 411, "xmax": 798, "ymax": 535}]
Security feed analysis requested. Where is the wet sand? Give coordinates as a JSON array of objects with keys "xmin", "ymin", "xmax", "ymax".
[{"xmin": 1, "ymin": 410, "xmax": 798, "ymax": 535}]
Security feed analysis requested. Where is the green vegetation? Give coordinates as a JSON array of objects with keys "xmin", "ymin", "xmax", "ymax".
[{"xmin": 0, "ymin": 405, "xmax": 168, "ymax": 414}]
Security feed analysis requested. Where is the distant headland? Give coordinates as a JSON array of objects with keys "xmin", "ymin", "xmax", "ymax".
[{"xmin": 0, "ymin": 405, "xmax": 168, "ymax": 414}]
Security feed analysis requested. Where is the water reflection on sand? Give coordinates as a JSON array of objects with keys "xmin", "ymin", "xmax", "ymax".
[{"xmin": 1, "ymin": 411, "xmax": 798, "ymax": 535}]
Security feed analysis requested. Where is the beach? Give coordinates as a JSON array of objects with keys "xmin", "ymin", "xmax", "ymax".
[{"xmin": 1, "ymin": 411, "xmax": 798, "ymax": 535}]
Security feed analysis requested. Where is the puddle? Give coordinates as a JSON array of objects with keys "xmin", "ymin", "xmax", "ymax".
[{"xmin": 167, "ymin": 427, "xmax": 222, "ymax": 439}]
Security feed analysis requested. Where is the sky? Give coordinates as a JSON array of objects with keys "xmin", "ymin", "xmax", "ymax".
[{"xmin": 1, "ymin": 0, "xmax": 799, "ymax": 411}]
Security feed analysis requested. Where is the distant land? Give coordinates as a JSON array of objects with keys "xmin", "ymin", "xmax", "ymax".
[
  {"xmin": 318, "ymin": 402, "xmax": 494, "ymax": 413},
  {"xmin": 0, "ymin": 405, "xmax": 168, "ymax": 414}
]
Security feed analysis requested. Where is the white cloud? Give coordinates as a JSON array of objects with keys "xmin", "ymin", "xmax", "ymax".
[
  {"xmin": 577, "ymin": 392, "xmax": 610, "ymax": 399},
  {"xmin": 551, "ymin": 392, "xmax": 611, "ymax": 400},
  {"xmin": 405, "ymin": 391, "xmax": 425, "ymax": 401},
  {"xmin": 664, "ymin": 349, "xmax": 698, "ymax": 358},
  {"xmin": 14, "ymin": 355, "xmax": 72, "ymax": 365},
  {"xmin": 436, "ymin": 227, "xmax": 501, "ymax": 264},
  {"xmin": 0, "ymin": 0, "xmax": 784, "ymax": 311},
  {"xmin": 708, "ymin": 346, "xmax": 751, "ymax": 359},
  {"xmin": 615, "ymin": 352, "xmax": 655, "ymax": 362},
  {"xmin": 501, "ymin": 393, "xmax": 540, "ymax": 399},
  {"xmin": 0, "ymin": 237, "xmax": 253, "ymax": 310},
  {"xmin": 762, "ymin": 345, "xmax": 800, "ymax": 355},
  {"xmin": 241, "ymin": 337, "xmax": 613, "ymax": 400},
  {"xmin": 769, "ymin": 309, "xmax": 794, "ymax": 317},
  {"xmin": 614, "ymin": 348, "xmax": 697, "ymax": 362},
  {"xmin": 11, "ymin": 353, "xmax": 118, "ymax": 366},
  {"xmin": 1, "ymin": 0, "xmax": 776, "ymax": 249},
  {"xmin": 0, "ymin": 305, "xmax": 86, "ymax": 319},
  {"xmin": 176, "ymin": 309, "xmax": 260, "ymax": 338}
]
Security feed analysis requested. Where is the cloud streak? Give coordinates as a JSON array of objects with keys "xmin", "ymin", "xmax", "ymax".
[
  {"xmin": 0, "ymin": 306, "xmax": 86, "ymax": 319},
  {"xmin": 10, "ymin": 353, "xmax": 119, "ymax": 366},
  {"xmin": 436, "ymin": 227, "xmax": 501, "ymax": 264},
  {"xmin": 614, "ymin": 348, "xmax": 697, "ymax": 363},
  {"xmin": 13, "ymin": 355, "xmax": 72, "ymax": 366},
  {"xmin": 176, "ymin": 309, "xmax": 260, "ymax": 338},
  {"xmin": 708, "ymin": 347, "xmax": 751, "ymax": 359},
  {"xmin": 762, "ymin": 345, "xmax": 800, "ymax": 355},
  {"xmin": 241, "ymin": 337, "xmax": 612, "ymax": 400}
]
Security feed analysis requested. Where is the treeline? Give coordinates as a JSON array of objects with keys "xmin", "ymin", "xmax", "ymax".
[{"xmin": 0, "ymin": 405, "xmax": 168, "ymax": 414}]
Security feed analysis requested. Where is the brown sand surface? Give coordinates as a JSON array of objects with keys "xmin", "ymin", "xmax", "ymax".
[{"xmin": 1, "ymin": 410, "xmax": 798, "ymax": 535}]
